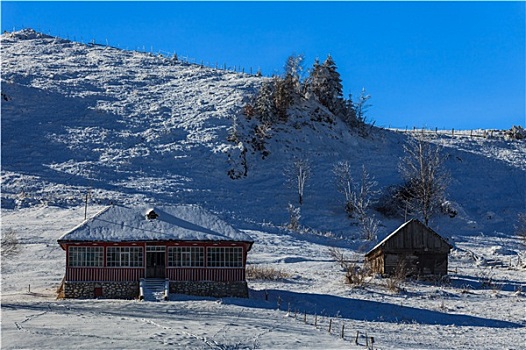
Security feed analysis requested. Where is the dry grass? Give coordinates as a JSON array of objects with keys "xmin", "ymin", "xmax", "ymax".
[{"xmin": 246, "ymin": 265, "xmax": 290, "ymax": 281}]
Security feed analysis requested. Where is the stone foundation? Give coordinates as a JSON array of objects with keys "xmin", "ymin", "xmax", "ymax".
[
  {"xmin": 170, "ymin": 281, "xmax": 249, "ymax": 298},
  {"xmin": 64, "ymin": 281, "xmax": 139, "ymax": 299},
  {"xmin": 63, "ymin": 280, "xmax": 248, "ymax": 299}
]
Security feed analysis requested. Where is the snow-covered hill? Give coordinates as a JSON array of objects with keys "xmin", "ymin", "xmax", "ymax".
[{"xmin": 1, "ymin": 29, "xmax": 525, "ymax": 349}]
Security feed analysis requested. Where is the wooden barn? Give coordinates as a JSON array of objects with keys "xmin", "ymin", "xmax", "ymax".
[
  {"xmin": 57, "ymin": 204, "xmax": 253, "ymax": 299},
  {"xmin": 365, "ymin": 219, "xmax": 452, "ymax": 278}
]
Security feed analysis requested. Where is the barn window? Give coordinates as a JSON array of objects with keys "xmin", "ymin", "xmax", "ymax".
[
  {"xmin": 107, "ymin": 247, "xmax": 143, "ymax": 267},
  {"xmin": 68, "ymin": 246, "xmax": 103, "ymax": 267},
  {"xmin": 167, "ymin": 247, "xmax": 204, "ymax": 267},
  {"xmin": 207, "ymin": 247, "xmax": 243, "ymax": 268}
]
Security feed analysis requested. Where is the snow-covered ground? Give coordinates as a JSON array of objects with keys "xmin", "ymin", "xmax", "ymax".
[
  {"xmin": 1, "ymin": 206, "xmax": 525, "ymax": 349},
  {"xmin": 1, "ymin": 29, "xmax": 525, "ymax": 349}
]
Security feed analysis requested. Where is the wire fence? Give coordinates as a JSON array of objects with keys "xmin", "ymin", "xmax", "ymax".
[
  {"xmin": 252, "ymin": 289, "xmax": 377, "ymax": 349},
  {"xmin": 380, "ymin": 125, "xmax": 525, "ymax": 141},
  {"xmin": 6, "ymin": 27, "xmax": 265, "ymax": 78}
]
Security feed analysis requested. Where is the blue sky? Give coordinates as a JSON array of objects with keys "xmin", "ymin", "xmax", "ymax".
[{"xmin": 2, "ymin": 1, "xmax": 524, "ymax": 130}]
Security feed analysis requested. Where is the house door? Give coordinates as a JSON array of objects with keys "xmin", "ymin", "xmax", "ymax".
[{"xmin": 146, "ymin": 246, "xmax": 166, "ymax": 278}]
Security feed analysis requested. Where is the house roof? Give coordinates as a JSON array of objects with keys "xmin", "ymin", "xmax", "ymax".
[
  {"xmin": 365, "ymin": 219, "xmax": 452, "ymax": 257},
  {"xmin": 58, "ymin": 204, "xmax": 253, "ymax": 244}
]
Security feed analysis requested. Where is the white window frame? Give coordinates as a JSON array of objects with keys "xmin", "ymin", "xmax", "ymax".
[
  {"xmin": 207, "ymin": 247, "xmax": 243, "ymax": 268},
  {"xmin": 107, "ymin": 246, "xmax": 143, "ymax": 267},
  {"xmin": 68, "ymin": 246, "xmax": 103, "ymax": 267},
  {"xmin": 168, "ymin": 246, "xmax": 204, "ymax": 267}
]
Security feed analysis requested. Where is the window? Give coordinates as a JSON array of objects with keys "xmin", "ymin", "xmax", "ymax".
[
  {"xmin": 207, "ymin": 247, "xmax": 243, "ymax": 267},
  {"xmin": 68, "ymin": 246, "xmax": 103, "ymax": 267},
  {"xmin": 168, "ymin": 247, "xmax": 204, "ymax": 267},
  {"xmin": 107, "ymin": 247, "xmax": 143, "ymax": 267}
]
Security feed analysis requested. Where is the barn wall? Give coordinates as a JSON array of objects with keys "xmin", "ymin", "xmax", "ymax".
[
  {"xmin": 383, "ymin": 221, "xmax": 451, "ymax": 253},
  {"xmin": 384, "ymin": 253, "xmax": 402, "ymax": 275},
  {"xmin": 368, "ymin": 255, "xmax": 384, "ymax": 275},
  {"xmin": 380, "ymin": 252, "xmax": 449, "ymax": 277}
]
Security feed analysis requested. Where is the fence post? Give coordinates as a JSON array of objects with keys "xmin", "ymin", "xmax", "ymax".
[
  {"xmin": 452, "ymin": 128, "xmax": 455, "ymax": 137},
  {"xmin": 355, "ymin": 331, "xmax": 359, "ymax": 344},
  {"xmin": 304, "ymin": 311, "xmax": 307, "ymax": 323},
  {"xmin": 328, "ymin": 319, "xmax": 332, "ymax": 333},
  {"xmin": 341, "ymin": 324, "xmax": 345, "ymax": 338}
]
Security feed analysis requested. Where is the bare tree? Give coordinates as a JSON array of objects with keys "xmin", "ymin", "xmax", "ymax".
[
  {"xmin": 284, "ymin": 54, "xmax": 305, "ymax": 95},
  {"xmin": 353, "ymin": 165, "xmax": 378, "ymax": 223},
  {"xmin": 333, "ymin": 161, "xmax": 354, "ymax": 215},
  {"xmin": 333, "ymin": 162, "xmax": 378, "ymax": 222},
  {"xmin": 286, "ymin": 158, "xmax": 311, "ymax": 206},
  {"xmin": 399, "ymin": 135, "xmax": 449, "ymax": 226},
  {"xmin": 361, "ymin": 216, "xmax": 380, "ymax": 241}
]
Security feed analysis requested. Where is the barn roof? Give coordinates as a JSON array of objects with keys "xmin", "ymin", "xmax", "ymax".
[
  {"xmin": 365, "ymin": 219, "xmax": 452, "ymax": 257},
  {"xmin": 58, "ymin": 204, "xmax": 253, "ymax": 244}
]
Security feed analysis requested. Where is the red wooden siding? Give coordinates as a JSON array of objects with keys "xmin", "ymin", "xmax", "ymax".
[
  {"xmin": 66, "ymin": 267, "xmax": 144, "ymax": 281},
  {"xmin": 166, "ymin": 267, "xmax": 245, "ymax": 282}
]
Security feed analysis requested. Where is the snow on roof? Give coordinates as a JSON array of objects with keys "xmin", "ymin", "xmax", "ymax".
[
  {"xmin": 58, "ymin": 204, "xmax": 253, "ymax": 243},
  {"xmin": 365, "ymin": 219, "xmax": 452, "ymax": 256}
]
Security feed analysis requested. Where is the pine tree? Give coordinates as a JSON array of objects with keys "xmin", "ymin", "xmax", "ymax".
[
  {"xmin": 304, "ymin": 58, "xmax": 323, "ymax": 101},
  {"xmin": 355, "ymin": 88, "xmax": 372, "ymax": 124},
  {"xmin": 305, "ymin": 55, "xmax": 345, "ymax": 117},
  {"xmin": 254, "ymin": 81, "xmax": 277, "ymax": 125},
  {"xmin": 322, "ymin": 54, "xmax": 344, "ymax": 115},
  {"xmin": 273, "ymin": 76, "xmax": 292, "ymax": 123}
]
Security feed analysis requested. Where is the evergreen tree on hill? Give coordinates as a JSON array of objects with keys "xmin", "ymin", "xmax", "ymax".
[
  {"xmin": 254, "ymin": 80, "xmax": 278, "ymax": 125},
  {"xmin": 305, "ymin": 55, "xmax": 345, "ymax": 117}
]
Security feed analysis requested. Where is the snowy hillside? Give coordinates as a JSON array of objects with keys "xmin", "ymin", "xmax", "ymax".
[{"xmin": 1, "ymin": 29, "xmax": 525, "ymax": 349}]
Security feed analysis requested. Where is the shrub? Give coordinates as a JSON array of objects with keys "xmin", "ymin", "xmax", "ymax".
[
  {"xmin": 328, "ymin": 247, "xmax": 370, "ymax": 287},
  {"xmin": 246, "ymin": 265, "xmax": 290, "ymax": 281},
  {"xmin": 1, "ymin": 228, "xmax": 20, "ymax": 258},
  {"xmin": 386, "ymin": 260, "xmax": 407, "ymax": 293}
]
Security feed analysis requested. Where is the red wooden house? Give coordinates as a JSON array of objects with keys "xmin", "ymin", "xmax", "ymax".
[{"xmin": 57, "ymin": 204, "xmax": 253, "ymax": 299}]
